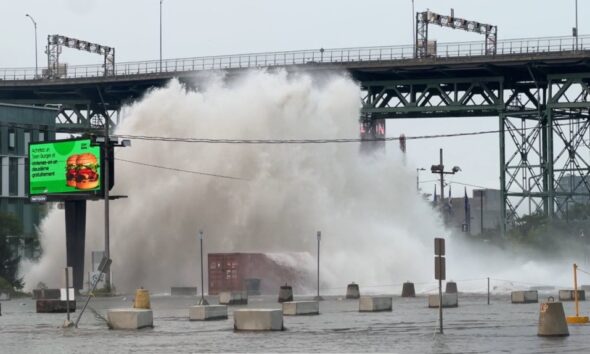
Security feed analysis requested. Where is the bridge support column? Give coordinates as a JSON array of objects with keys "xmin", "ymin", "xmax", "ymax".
[{"xmin": 65, "ymin": 200, "xmax": 87, "ymax": 291}]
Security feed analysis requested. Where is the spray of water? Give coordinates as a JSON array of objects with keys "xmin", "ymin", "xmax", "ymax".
[{"xmin": 21, "ymin": 70, "xmax": 580, "ymax": 294}]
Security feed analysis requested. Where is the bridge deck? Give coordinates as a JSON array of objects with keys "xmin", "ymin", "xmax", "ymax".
[{"xmin": 1, "ymin": 35, "xmax": 590, "ymax": 106}]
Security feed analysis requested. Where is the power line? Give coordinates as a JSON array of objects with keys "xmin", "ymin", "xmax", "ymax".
[
  {"xmin": 115, "ymin": 158, "xmax": 248, "ymax": 181},
  {"xmin": 114, "ymin": 128, "xmax": 504, "ymax": 144}
]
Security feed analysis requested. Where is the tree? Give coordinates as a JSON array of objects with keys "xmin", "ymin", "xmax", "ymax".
[{"xmin": 0, "ymin": 212, "xmax": 24, "ymax": 290}]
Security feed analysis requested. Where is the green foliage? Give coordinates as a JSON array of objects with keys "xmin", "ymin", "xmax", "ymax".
[
  {"xmin": 0, "ymin": 212, "xmax": 24, "ymax": 290},
  {"xmin": 507, "ymin": 204, "xmax": 590, "ymax": 250}
]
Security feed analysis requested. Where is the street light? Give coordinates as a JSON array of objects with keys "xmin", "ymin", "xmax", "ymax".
[
  {"xmin": 416, "ymin": 167, "xmax": 426, "ymax": 192},
  {"xmin": 198, "ymin": 230, "xmax": 208, "ymax": 305},
  {"xmin": 574, "ymin": 0, "xmax": 579, "ymax": 50},
  {"xmin": 25, "ymin": 14, "xmax": 38, "ymax": 78},
  {"xmin": 160, "ymin": 0, "xmax": 163, "ymax": 72},
  {"xmin": 94, "ymin": 136, "xmax": 131, "ymax": 292},
  {"xmin": 315, "ymin": 231, "xmax": 323, "ymax": 301}
]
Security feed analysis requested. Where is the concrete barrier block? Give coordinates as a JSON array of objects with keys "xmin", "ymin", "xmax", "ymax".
[
  {"xmin": 401, "ymin": 282, "xmax": 416, "ymax": 297},
  {"xmin": 0, "ymin": 292, "xmax": 10, "ymax": 301},
  {"xmin": 219, "ymin": 291, "xmax": 248, "ymax": 305},
  {"xmin": 233, "ymin": 309, "xmax": 283, "ymax": 331},
  {"xmin": 107, "ymin": 308, "xmax": 154, "ymax": 330},
  {"xmin": 36, "ymin": 300, "xmax": 76, "ymax": 313},
  {"xmin": 538, "ymin": 302, "xmax": 569, "ymax": 336},
  {"xmin": 189, "ymin": 305, "xmax": 228, "ymax": 321},
  {"xmin": 171, "ymin": 287, "xmax": 197, "ymax": 296},
  {"xmin": 445, "ymin": 282, "xmax": 458, "ymax": 294},
  {"xmin": 558, "ymin": 290, "xmax": 586, "ymax": 301},
  {"xmin": 346, "ymin": 283, "xmax": 360, "ymax": 299},
  {"xmin": 511, "ymin": 290, "xmax": 538, "ymax": 304},
  {"xmin": 359, "ymin": 296, "xmax": 392, "ymax": 312},
  {"xmin": 428, "ymin": 293, "xmax": 459, "ymax": 308},
  {"xmin": 278, "ymin": 285, "xmax": 294, "ymax": 303},
  {"xmin": 282, "ymin": 301, "xmax": 319, "ymax": 316}
]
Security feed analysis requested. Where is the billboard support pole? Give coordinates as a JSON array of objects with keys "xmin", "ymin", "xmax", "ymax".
[{"xmin": 99, "ymin": 87, "xmax": 111, "ymax": 293}]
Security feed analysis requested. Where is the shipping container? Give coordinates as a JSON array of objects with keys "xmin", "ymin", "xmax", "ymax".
[{"xmin": 208, "ymin": 253, "xmax": 311, "ymax": 295}]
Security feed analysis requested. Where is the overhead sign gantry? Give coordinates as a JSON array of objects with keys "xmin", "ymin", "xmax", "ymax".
[{"xmin": 416, "ymin": 10, "xmax": 497, "ymax": 58}]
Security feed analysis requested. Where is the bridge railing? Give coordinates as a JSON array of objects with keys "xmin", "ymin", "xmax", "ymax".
[{"xmin": 1, "ymin": 35, "xmax": 588, "ymax": 81}]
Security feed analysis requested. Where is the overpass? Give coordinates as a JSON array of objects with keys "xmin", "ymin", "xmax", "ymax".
[{"xmin": 1, "ymin": 34, "xmax": 590, "ymax": 232}]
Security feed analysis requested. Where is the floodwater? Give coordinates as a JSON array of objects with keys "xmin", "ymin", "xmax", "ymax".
[{"xmin": 1, "ymin": 293, "xmax": 589, "ymax": 353}]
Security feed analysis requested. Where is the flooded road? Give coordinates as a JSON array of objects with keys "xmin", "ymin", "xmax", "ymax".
[{"xmin": 1, "ymin": 293, "xmax": 589, "ymax": 353}]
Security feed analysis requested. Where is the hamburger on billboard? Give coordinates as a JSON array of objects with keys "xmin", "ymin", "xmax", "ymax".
[{"xmin": 29, "ymin": 138, "xmax": 102, "ymax": 197}]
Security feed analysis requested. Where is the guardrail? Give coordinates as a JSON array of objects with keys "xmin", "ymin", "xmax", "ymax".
[{"xmin": 1, "ymin": 34, "xmax": 588, "ymax": 81}]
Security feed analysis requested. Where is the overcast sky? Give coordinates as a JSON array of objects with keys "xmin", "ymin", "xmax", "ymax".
[{"xmin": 0, "ymin": 0, "xmax": 584, "ymax": 197}]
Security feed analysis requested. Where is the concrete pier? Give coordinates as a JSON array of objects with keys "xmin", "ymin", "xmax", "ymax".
[
  {"xmin": 558, "ymin": 290, "xmax": 586, "ymax": 301},
  {"xmin": 511, "ymin": 290, "xmax": 538, "ymax": 304},
  {"xmin": 359, "ymin": 296, "xmax": 392, "ymax": 312},
  {"xmin": 189, "ymin": 305, "xmax": 228, "ymax": 321},
  {"xmin": 445, "ymin": 282, "xmax": 458, "ymax": 294},
  {"xmin": 233, "ymin": 309, "xmax": 283, "ymax": 331},
  {"xmin": 538, "ymin": 301, "xmax": 569, "ymax": 337},
  {"xmin": 401, "ymin": 282, "xmax": 416, "ymax": 297},
  {"xmin": 282, "ymin": 301, "xmax": 319, "ymax": 316},
  {"xmin": 428, "ymin": 293, "xmax": 458, "ymax": 308},
  {"xmin": 36, "ymin": 300, "xmax": 76, "ymax": 313},
  {"xmin": 219, "ymin": 291, "xmax": 248, "ymax": 305},
  {"xmin": 107, "ymin": 309, "xmax": 154, "ymax": 330},
  {"xmin": 171, "ymin": 287, "xmax": 197, "ymax": 296},
  {"xmin": 346, "ymin": 283, "xmax": 360, "ymax": 299},
  {"xmin": 278, "ymin": 285, "xmax": 293, "ymax": 303}
]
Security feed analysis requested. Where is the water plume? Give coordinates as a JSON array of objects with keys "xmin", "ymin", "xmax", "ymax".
[{"xmin": 21, "ymin": 69, "xmax": 579, "ymax": 294}]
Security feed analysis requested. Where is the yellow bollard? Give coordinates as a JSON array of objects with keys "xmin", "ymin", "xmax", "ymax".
[
  {"xmin": 133, "ymin": 288, "xmax": 151, "ymax": 309},
  {"xmin": 566, "ymin": 263, "xmax": 589, "ymax": 324}
]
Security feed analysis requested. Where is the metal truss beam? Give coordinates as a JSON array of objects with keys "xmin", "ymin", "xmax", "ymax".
[{"xmin": 360, "ymin": 72, "xmax": 590, "ymax": 234}]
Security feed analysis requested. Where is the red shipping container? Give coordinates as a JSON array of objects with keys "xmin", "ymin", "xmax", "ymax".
[{"xmin": 208, "ymin": 253, "xmax": 310, "ymax": 295}]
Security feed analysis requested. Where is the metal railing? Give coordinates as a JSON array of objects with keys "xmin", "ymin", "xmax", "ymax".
[{"xmin": 1, "ymin": 34, "xmax": 588, "ymax": 81}]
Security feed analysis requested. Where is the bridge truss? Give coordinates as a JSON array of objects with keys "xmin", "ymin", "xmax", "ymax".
[{"xmin": 360, "ymin": 72, "xmax": 590, "ymax": 233}]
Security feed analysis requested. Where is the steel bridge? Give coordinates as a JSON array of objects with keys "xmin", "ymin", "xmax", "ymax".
[{"xmin": 2, "ymin": 34, "xmax": 590, "ymax": 232}]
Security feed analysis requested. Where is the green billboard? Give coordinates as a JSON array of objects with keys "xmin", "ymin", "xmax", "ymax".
[{"xmin": 29, "ymin": 139, "xmax": 101, "ymax": 196}]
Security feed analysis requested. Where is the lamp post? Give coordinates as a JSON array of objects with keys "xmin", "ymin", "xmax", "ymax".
[
  {"xmin": 315, "ymin": 231, "xmax": 322, "ymax": 301},
  {"xmin": 25, "ymin": 14, "xmax": 38, "ymax": 78},
  {"xmin": 94, "ymin": 133, "xmax": 131, "ymax": 293},
  {"xmin": 160, "ymin": 0, "xmax": 163, "ymax": 72},
  {"xmin": 198, "ymin": 230, "xmax": 208, "ymax": 305},
  {"xmin": 575, "ymin": 0, "xmax": 579, "ymax": 50},
  {"xmin": 416, "ymin": 167, "xmax": 425, "ymax": 192}
]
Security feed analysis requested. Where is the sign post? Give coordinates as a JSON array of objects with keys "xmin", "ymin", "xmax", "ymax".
[{"xmin": 434, "ymin": 237, "xmax": 446, "ymax": 334}]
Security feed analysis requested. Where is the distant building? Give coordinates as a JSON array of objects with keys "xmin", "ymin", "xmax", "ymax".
[
  {"xmin": 556, "ymin": 174, "xmax": 590, "ymax": 209},
  {"xmin": 444, "ymin": 188, "xmax": 502, "ymax": 236},
  {"xmin": 0, "ymin": 103, "xmax": 56, "ymax": 258}
]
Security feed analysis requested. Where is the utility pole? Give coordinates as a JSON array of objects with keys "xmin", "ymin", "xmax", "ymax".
[{"xmin": 430, "ymin": 148, "xmax": 461, "ymax": 206}]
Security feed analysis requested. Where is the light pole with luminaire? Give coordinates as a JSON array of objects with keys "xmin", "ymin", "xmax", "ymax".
[
  {"xmin": 198, "ymin": 230, "xmax": 208, "ymax": 305},
  {"xmin": 25, "ymin": 14, "xmax": 38, "ymax": 78},
  {"xmin": 315, "ymin": 231, "xmax": 323, "ymax": 301},
  {"xmin": 416, "ymin": 167, "xmax": 426, "ymax": 192},
  {"xmin": 160, "ymin": 0, "xmax": 163, "ymax": 72}
]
